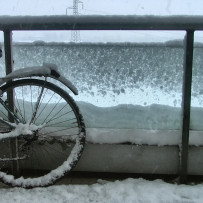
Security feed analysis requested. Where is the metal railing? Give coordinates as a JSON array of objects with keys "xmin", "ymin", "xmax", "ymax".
[{"xmin": 1, "ymin": 15, "xmax": 203, "ymax": 183}]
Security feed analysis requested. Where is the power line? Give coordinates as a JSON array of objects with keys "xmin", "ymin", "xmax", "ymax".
[
  {"xmin": 66, "ymin": 0, "xmax": 83, "ymax": 42},
  {"xmin": 83, "ymin": 8, "xmax": 110, "ymax": 15}
]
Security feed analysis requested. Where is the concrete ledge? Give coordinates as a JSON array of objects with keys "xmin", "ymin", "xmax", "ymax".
[
  {"xmin": 1, "ymin": 141, "xmax": 202, "ymax": 175},
  {"xmin": 75, "ymin": 144, "xmax": 203, "ymax": 176},
  {"xmin": 74, "ymin": 144, "xmax": 179, "ymax": 174}
]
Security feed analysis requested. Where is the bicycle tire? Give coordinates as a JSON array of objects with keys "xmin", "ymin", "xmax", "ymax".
[{"xmin": 0, "ymin": 79, "xmax": 86, "ymax": 188}]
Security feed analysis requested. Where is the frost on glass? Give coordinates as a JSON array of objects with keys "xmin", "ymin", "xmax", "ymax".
[
  {"xmin": 190, "ymin": 32, "xmax": 203, "ymax": 142},
  {"xmin": 10, "ymin": 31, "xmax": 186, "ymax": 145},
  {"xmin": 12, "ymin": 42, "xmax": 184, "ymax": 106}
]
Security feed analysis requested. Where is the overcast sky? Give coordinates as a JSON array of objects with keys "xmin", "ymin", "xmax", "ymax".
[
  {"xmin": 1, "ymin": 0, "xmax": 203, "ymax": 42},
  {"xmin": 1, "ymin": 0, "xmax": 203, "ymax": 16}
]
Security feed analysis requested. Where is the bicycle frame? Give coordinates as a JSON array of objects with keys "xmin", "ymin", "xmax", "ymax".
[{"xmin": 0, "ymin": 97, "xmax": 20, "ymax": 126}]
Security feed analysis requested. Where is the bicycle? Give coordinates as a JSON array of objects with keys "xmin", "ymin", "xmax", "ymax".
[{"xmin": 0, "ymin": 60, "xmax": 86, "ymax": 188}]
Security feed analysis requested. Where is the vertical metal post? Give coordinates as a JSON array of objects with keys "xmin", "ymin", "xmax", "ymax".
[
  {"xmin": 3, "ymin": 30, "xmax": 20, "ymax": 176},
  {"xmin": 180, "ymin": 30, "xmax": 194, "ymax": 183},
  {"xmin": 4, "ymin": 30, "xmax": 13, "ymax": 74}
]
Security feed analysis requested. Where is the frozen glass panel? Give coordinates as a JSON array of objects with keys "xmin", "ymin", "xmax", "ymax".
[
  {"xmin": 190, "ymin": 31, "xmax": 203, "ymax": 146},
  {"xmin": 12, "ymin": 31, "xmax": 185, "ymax": 145}
]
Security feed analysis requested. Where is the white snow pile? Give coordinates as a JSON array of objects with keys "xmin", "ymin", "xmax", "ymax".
[{"xmin": 0, "ymin": 178, "xmax": 203, "ymax": 203}]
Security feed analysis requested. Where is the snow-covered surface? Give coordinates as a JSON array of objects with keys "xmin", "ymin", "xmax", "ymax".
[
  {"xmin": 76, "ymin": 102, "xmax": 203, "ymax": 145},
  {"xmin": 0, "ymin": 178, "xmax": 203, "ymax": 203},
  {"xmin": 86, "ymin": 128, "xmax": 203, "ymax": 146},
  {"xmin": 2, "ymin": 99, "xmax": 203, "ymax": 146},
  {"xmin": 0, "ymin": 122, "xmax": 43, "ymax": 139}
]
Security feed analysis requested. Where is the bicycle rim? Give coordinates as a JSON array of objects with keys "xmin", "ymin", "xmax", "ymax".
[{"xmin": 0, "ymin": 79, "xmax": 85, "ymax": 188}]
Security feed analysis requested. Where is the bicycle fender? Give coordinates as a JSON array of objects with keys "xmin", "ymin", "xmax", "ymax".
[{"xmin": 0, "ymin": 63, "xmax": 78, "ymax": 95}]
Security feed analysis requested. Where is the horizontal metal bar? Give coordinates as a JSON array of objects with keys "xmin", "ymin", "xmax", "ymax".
[{"xmin": 1, "ymin": 15, "xmax": 203, "ymax": 31}]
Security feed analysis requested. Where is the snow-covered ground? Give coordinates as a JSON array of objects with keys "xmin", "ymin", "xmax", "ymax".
[{"xmin": 0, "ymin": 178, "xmax": 203, "ymax": 203}]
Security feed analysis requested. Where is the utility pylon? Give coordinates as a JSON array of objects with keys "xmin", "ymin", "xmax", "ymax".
[{"xmin": 67, "ymin": 0, "xmax": 83, "ymax": 42}]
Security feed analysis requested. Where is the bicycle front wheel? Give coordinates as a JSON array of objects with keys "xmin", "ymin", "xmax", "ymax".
[{"xmin": 0, "ymin": 79, "xmax": 85, "ymax": 188}]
